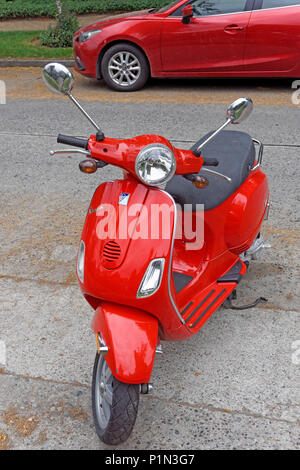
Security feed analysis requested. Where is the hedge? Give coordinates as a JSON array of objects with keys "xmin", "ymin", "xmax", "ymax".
[{"xmin": 0, "ymin": 0, "xmax": 172, "ymax": 20}]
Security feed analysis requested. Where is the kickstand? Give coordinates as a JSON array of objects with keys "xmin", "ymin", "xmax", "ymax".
[{"xmin": 223, "ymin": 289, "xmax": 268, "ymax": 310}]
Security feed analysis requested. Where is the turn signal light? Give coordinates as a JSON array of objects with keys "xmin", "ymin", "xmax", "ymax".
[
  {"xmin": 193, "ymin": 175, "xmax": 209, "ymax": 189},
  {"xmin": 79, "ymin": 159, "xmax": 97, "ymax": 174}
]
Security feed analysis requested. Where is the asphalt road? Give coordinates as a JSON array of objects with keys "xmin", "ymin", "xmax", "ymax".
[{"xmin": 0, "ymin": 69, "xmax": 299, "ymax": 450}]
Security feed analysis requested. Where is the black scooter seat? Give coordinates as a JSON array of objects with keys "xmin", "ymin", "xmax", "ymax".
[{"xmin": 166, "ymin": 130, "xmax": 255, "ymax": 211}]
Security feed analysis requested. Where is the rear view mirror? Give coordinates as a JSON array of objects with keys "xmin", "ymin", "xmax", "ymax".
[
  {"xmin": 226, "ymin": 97, "xmax": 253, "ymax": 124},
  {"xmin": 182, "ymin": 4, "xmax": 193, "ymax": 24},
  {"xmin": 42, "ymin": 62, "xmax": 74, "ymax": 96}
]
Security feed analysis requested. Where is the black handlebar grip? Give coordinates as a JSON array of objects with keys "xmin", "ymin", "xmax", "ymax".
[
  {"xmin": 57, "ymin": 134, "xmax": 89, "ymax": 150},
  {"xmin": 203, "ymin": 158, "xmax": 219, "ymax": 167},
  {"xmin": 192, "ymin": 150, "xmax": 219, "ymax": 166}
]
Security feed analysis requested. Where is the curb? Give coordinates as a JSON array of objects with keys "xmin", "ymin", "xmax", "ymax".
[{"xmin": 0, "ymin": 59, "xmax": 75, "ymax": 67}]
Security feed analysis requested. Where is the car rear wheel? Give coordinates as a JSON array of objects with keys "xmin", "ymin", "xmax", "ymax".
[
  {"xmin": 101, "ymin": 43, "xmax": 149, "ymax": 92},
  {"xmin": 92, "ymin": 352, "xmax": 140, "ymax": 445}
]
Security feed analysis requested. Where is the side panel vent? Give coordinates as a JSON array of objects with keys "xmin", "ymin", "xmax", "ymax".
[{"xmin": 102, "ymin": 241, "xmax": 121, "ymax": 269}]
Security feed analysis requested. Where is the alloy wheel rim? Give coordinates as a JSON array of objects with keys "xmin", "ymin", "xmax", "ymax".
[
  {"xmin": 95, "ymin": 355, "xmax": 113, "ymax": 429},
  {"xmin": 108, "ymin": 51, "xmax": 141, "ymax": 87}
]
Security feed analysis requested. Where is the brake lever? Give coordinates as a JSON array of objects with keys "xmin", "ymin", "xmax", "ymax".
[
  {"xmin": 200, "ymin": 168, "xmax": 232, "ymax": 183},
  {"xmin": 184, "ymin": 168, "xmax": 232, "ymax": 184},
  {"xmin": 50, "ymin": 149, "xmax": 91, "ymax": 156}
]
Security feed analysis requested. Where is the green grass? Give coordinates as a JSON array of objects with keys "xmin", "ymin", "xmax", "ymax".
[
  {"xmin": 0, "ymin": 0, "xmax": 171, "ymax": 19},
  {"xmin": 0, "ymin": 31, "xmax": 73, "ymax": 59}
]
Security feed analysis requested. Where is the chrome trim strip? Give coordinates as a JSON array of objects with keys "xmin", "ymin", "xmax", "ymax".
[
  {"xmin": 161, "ymin": 190, "xmax": 186, "ymax": 324},
  {"xmin": 264, "ymin": 201, "xmax": 270, "ymax": 221},
  {"xmin": 170, "ymin": 10, "xmax": 250, "ymax": 18},
  {"xmin": 251, "ymin": 138, "xmax": 264, "ymax": 170},
  {"xmin": 252, "ymin": 4, "xmax": 300, "ymax": 13},
  {"xmin": 169, "ymin": 4, "xmax": 300, "ymax": 19}
]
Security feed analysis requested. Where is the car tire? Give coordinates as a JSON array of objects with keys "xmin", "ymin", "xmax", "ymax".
[
  {"xmin": 92, "ymin": 352, "xmax": 140, "ymax": 445},
  {"xmin": 101, "ymin": 43, "xmax": 149, "ymax": 92}
]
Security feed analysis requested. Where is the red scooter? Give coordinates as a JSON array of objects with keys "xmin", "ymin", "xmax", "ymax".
[{"xmin": 43, "ymin": 63, "xmax": 270, "ymax": 445}]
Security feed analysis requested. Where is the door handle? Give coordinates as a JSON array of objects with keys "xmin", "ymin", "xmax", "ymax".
[{"xmin": 224, "ymin": 24, "xmax": 244, "ymax": 33}]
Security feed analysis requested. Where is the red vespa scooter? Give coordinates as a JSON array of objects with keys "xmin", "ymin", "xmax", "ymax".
[{"xmin": 43, "ymin": 63, "xmax": 270, "ymax": 445}]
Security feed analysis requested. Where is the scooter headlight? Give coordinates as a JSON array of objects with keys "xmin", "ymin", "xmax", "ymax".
[
  {"xmin": 137, "ymin": 258, "xmax": 165, "ymax": 298},
  {"xmin": 135, "ymin": 144, "xmax": 176, "ymax": 187},
  {"xmin": 77, "ymin": 240, "xmax": 85, "ymax": 283}
]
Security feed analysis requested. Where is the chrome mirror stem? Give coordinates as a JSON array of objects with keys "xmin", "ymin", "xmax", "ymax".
[
  {"xmin": 67, "ymin": 92, "xmax": 101, "ymax": 133},
  {"xmin": 196, "ymin": 118, "xmax": 231, "ymax": 154}
]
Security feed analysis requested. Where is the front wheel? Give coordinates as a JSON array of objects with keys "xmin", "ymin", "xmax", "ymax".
[
  {"xmin": 101, "ymin": 43, "xmax": 149, "ymax": 92},
  {"xmin": 92, "ymin": 353, "xmax": 140, "ymax": 445}
]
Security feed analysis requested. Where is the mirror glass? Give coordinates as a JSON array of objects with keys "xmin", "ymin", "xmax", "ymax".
[
  {"xmin": 42, "ymin": 62, "xmax": 74, "ymax": 96},
  {"xmin": 227, "ymin": 97, "xmax": 253, "ymax": 124}
]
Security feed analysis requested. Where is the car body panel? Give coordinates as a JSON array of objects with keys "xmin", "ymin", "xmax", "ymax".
[
  {"xmin": 73, "ymin": 1, "xmax": 300, "ymax": 80},
  {"xmin": 244, "ymin": 5, "xmax": 300, "ymax": 73},
  {"xmin": 160, "ymin": 11, "xmax": 251, "ymax": 73}
]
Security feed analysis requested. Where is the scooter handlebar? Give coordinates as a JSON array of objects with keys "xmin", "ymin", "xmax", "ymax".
[{"xmin": 57, "ymin": 134, "xmax": 89, "ymax": 150}]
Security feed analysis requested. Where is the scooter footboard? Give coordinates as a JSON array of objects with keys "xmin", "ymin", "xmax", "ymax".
[{"xmin": 92, "ymin": 302, "xmax": 158, "ymax": 384}]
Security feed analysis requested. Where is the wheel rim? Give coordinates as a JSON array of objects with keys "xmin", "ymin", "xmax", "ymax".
[
  {"xmin": 94, "ymin": 355, "xmax": 114, "ymax": 429},
  {"xmin": 108, "ymin": 51, "xmax": 141, "ymax": 87}
]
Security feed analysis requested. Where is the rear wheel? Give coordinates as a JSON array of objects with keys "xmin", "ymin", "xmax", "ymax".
[
  {"xmin": 92, "ymin": 353, "xmax": 140, "ymax": 445},
  {"xmin": 101, "ymin": 43, "xmax": 149, "ymax": 92}
]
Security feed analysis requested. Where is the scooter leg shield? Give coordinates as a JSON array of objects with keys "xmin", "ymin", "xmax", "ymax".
[{"xmin": 92, "ymin": 302, "xmax": 158, "ymax": 384}]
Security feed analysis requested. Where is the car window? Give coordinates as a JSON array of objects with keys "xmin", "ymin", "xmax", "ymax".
[
  {"xmin": 261, "ymin": 0, "xmax": 300, "ymax": 8},
  {"xmin": 150, "ymin": 1, "xmax": 181, "ymax": 13},
  {"xmin": 172, "ymin": 0, "xmax": 248, "ymax": 17}
]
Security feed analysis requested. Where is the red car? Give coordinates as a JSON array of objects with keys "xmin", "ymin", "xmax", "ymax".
[{"xmin": 73, "ymin": 0, "xmax": 300, "ymax": 91}]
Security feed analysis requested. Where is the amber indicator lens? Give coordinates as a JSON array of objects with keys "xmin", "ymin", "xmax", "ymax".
[
  {"xmin": 79, "ymin": 159, "xmax": 97, "ymax": 174},
  {"xmin": 193, "ymin": 175, "xmax": 209, "ymax": 189}
]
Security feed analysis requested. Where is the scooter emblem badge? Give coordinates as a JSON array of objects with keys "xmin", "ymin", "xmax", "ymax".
[
  {"xmin": 119, "ymin": 193, "xmax": 130, "ymax": 206},
  {"xmin": 89, "ymin": 205, "xmax": 104, "ymax": 214}
]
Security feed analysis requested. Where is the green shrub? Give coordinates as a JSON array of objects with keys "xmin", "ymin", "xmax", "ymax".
[
  {"xmin": 40, "ymin": 6, "xmax": 79, "ymax": 48},
  {"xmin": 0, "ymin": 0, "xmax": 171, "ymax": 20}
]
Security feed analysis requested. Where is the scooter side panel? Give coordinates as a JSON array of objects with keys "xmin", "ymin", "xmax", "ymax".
[
  {"xmin": 224, "ymin": 168, "xmax": 269, "ymax": 252},
  {"xmin": 92, "ymin": 302, "xmax": 158, "ymax": 384}
]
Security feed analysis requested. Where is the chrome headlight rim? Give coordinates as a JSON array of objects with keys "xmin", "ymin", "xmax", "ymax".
[{"xmin": 135, "ymin": 143, "xmax": 176, "ymax": 187}]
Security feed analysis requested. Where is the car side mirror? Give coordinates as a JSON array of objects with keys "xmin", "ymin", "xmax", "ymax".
[{"xmin": 182, "ymin": 4, "xmax": 193, "ymax": 24}]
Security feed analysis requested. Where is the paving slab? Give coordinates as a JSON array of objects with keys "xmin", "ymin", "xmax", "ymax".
[{"xmin": 0, "ymin": 372, "xmax": 299, "ymax": 450}]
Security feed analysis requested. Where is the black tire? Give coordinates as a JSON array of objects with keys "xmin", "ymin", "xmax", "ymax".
[
  {"xmin": 92, "ymin": 353, "xmax": 140, "ymax": 445},
  {"xmin": 101, "ymin": 43, "xmax": 149, "ymax": 92}
]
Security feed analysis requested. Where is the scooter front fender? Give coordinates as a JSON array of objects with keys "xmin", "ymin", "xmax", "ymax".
[{"xmin": 92, "ymin": 302, "xmax": 158, "ymax": 384}]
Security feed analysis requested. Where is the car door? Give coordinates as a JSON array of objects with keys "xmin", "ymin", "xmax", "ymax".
[
  {"xmin": 160, "ymin": 0, "xmax": 254, "ymax": 73},
  {"xmin": 244, "ymin": 0, "xmax": 300, "ymax": 72}
]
